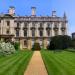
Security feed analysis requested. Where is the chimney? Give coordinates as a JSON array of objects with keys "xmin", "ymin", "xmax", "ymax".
[
  {"xmin": 8, "ymin": 6, "xmax": 15, "ymax": 16},
  {"xmin": 31, "ymin": 7, "xmax": 36, "ymax": 16},
  {"xmin": 52, "ymin": 11, "xmax": 56, "ymax": 17}
]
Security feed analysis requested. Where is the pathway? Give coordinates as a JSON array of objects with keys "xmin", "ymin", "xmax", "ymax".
[{"xmin": 24, "ymin": 51, "xmax": 48, "ymax": 75}]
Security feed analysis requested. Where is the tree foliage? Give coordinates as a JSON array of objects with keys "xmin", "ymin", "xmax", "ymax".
[{"xmin": 48, "ymin": 35, "xmax": 71, "ymax": 50}]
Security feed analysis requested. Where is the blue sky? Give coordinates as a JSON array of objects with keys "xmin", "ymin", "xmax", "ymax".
[{"xmin": 0, "ymin": 0, "xmax": 75, "ymax": 35}]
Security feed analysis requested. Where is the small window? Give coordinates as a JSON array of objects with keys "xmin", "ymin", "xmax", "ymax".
[
  {"xmin": 47, "ymin": 30, "xmax": 50, "ymax": 36},
  {"xmin": 39, "ymin": 30, "xmax": 43, "ymax": 37},
  {"xmin": 17, "ymin": 22, "xmax": 20, "ymax": 27},
  {"xmin": 24, "ymin": 30, "xmax": 27, "ymax": 36},
  {"xmin": 7, "ymin": 21, "xmax": 10, "ymax": 26},
  {"xmin": 32, "ymin": 29, "xmax": 35, "ymax": 37},
  {"xmin": 16, "ymin": 30, "xmax": 19, "ymax": 37}
]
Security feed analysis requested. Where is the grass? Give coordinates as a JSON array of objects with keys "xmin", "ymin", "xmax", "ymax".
[
  {"xmin": 41, "ymin": 50, "xmax": 75, "ymax": 75},
  {"xmin": 0, "ymin": 50, "xmax": 33, "ymax": 75}
]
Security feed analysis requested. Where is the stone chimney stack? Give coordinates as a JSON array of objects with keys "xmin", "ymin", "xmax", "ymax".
[
  {"xmin": 52, "ymin": 11, "xmax": 56, "ymax": 17},
  {"xmin": 8, "ymin": 6, "xmax": 15, "ymax": 16},
  {"xmin": 31, "ymin": 7, "xmax": 36, "ymax": 16}
]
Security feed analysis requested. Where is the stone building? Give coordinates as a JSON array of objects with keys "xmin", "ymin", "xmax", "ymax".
[{"xmin": 0, "ymin": 6, "xmax": 68, "ymax": 49}]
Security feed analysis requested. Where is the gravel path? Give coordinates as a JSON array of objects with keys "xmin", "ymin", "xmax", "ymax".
[{"xmin": 24, "ymin": 51, "xmax": 48, "ymax": 75}]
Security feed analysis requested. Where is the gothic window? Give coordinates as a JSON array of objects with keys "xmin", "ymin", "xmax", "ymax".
[
  {"xmin": 24, "ymin": 29, "xmax": 27, "ymax": 36},
  {"xmin": 7, "ymin": 21, "xmax": 10, "ymax": 26},
  {"xmin": 16, "ymin": 29, "xmax": 19, "ymax": 37},
  {"xmin": 39, "ymin": 30, "xmax": 43, "ymax": 37},
  {"xmin": 47, "ymin": 30, "xmax": 50, "ymax": 36},
  {"xmin": 32, "ymin": 29, "xmax": 35, "ymax": 37},
  {"xmin": 17, "ymin": 22, "xmax": 20, "ymax": 27}
]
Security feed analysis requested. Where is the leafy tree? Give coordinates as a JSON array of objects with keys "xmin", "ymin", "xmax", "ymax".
[
  {"xmin": 48, "ymin": 35, "xmax": 71, "ymax": 50},
  {"xmin": 70, "ymin": 38, "xmax": 75, "ymax": 49},
  {"xmin": 14, "ymin": 42, "xmax": 20, "ymax": 51}
]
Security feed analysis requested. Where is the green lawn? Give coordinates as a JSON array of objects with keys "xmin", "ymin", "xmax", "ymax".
[
  {"xmin": 41, "ymin": 50, "xmax": 75, "ymax": 75},
  {"xmin": 0, "ymin": 51, "xmax": 33, "ymax": 75}
]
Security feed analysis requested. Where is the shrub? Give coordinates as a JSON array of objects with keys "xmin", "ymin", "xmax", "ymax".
[
  {"xmin": 32, "ymin": 43, "xmax": 41, "ymax": 50},
  {"xmin": 48, "ymin": 35, "xmax": 71, "ymax": 50},
  {"xmin": 14, "ymin": 42, "xmax": 20, "ymax": 51},
  {"xmin": 0, "ymin": 41, "xmax": 16, "ymax": 56}
]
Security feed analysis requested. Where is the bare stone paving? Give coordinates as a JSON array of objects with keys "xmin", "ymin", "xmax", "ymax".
[{"xmin": 24, "ymin": 51, "xmax": 48, "ymax": 75}]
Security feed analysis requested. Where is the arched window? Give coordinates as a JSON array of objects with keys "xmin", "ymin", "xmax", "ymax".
[
  {"xmin": 16, "ymin": 29, "xmax": 19, "ymax": 37},
  {"xmin": 24, "ymin": 29, "xmax": 27, "ymax": 36},
  {"xmin": 39, "ymin": 30, "xmax": 43, "ymax": 37},
  {"xmin": 32, "ymin": 29, "xmax": 35, "ymax": 37},
  {"xmin": 47, "ymin": 30, "xmax": 50, "ymax": 36},
  {"xmin": 7, "ymin": 21, "xmax": 10, "ymax": 26}
]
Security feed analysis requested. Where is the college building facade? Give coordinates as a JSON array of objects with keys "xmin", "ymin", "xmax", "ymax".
[{"xmin": 0, "ymin": 6, "xmax": 68, "ymax": 49}]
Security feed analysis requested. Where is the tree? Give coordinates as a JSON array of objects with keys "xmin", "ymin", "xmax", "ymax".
[
  {"xmin": 48, "ymin": 35, "xmax": 71, "ymax": 50},
  {"xmin": 70, "ymin": 38, "xmax": 75, "ymax": 49},
  {"xmin": 14, "ymin": 42, "xmax": 20, "ymax": 51}
]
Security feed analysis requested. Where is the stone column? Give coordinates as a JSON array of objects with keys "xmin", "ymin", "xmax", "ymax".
[
  {"xmin": 10, "ymin": 19, "xmax": 15, "ymax": 35},
  {"xmin": 58, "ymin": 22, "xmax": 62, "ymax": 35},
  {"xmin": 28, "ymin": 38, "xmax": 32, "ymax": 50},
  {"xmin": 51, "ymin": 22, "xmax": 54, "ymax": 36},
  {"xmin": 20, "ymin": 22, "xmax": 24, "ymax": 37},
  {"xmin": 2, "ymin": 19, "xmax": 6, "ymax": 34},
  {"xmin": 20, "ymin": 39, "xmax": 24, "ymax": 50},
  {"xmin": 43, "ymin": 22, "xmax": 47, "ymax": 37},
  {"xmin": 43, "ymin": 38, "xmax": 47, "ymax": 49},
  {"xmin": 28, "ymin": 22, "xmax": 32, "ymax": 37}
]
